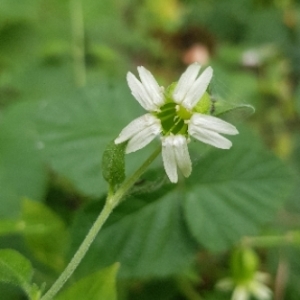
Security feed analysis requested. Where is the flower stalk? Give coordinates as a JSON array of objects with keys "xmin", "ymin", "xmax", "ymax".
[{"xmin": 40, "ymin": 147, "xmax": 161, "ymax": 300}]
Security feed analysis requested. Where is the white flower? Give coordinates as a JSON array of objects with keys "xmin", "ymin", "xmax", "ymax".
[
  {"xmin": 217, "ymin": 272, "xmax": 272, "ymax": 300},
  {"xmin": 115, "ymin": 63, "xmax": 238, "ymax": 183}
]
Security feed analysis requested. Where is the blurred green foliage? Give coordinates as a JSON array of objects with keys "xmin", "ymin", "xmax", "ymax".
[{"xmin": 1, "ymin": 0, "xmax": 300, "ymax": 299}]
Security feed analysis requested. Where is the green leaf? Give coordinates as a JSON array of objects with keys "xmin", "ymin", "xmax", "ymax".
[
  {"xmin": 70, "ymin": 130, "xmax": 293, "ymax": 278},
  {"xmin": 0, "ymin": 199, "xmax": 68, "ymax": 272},
  {"xmin": 285, "ymin": 133, "xmax": 300, "ymax": 214},
  {"xmin": 295, "ymin": 86, "xmax": 300, "ymax": 117},
  {"xmin": 210, "ymin": 66, "xmax": 259, "ymax": 108},
  {"xmin": 127, "ymin": 278, "xmax": 178, "ymax": 300},
  {"xmin": 0, "ymin": 249, "xmax": 33, "ymax": 294},
  {"xmin": 284, "ymin": 248, "xmax": 300, "ymax": 300},
  {"xmin": 0, "ymin": 219, "xmax": 22, "ymax": 236},
  {"xmin": 212, "ymin": 99, "xmax": 255, "ymax": 122},
  {"xmin": 36, "ymin": 82, "xmax": 144, "ymax": 197},
  {"xmin": 183, "ymin": 136, "xmax": 294, "ymax": 251},
  {"xmin": 102, "ymin": 140, "xmax": 126, "ymax": 187},
  {"xmin": 0, "ymin": 250, "xmax": 41, "ymax": 299},
  {"xmin": 0, "ymin": 102, "xmax": 47, "ymax": 217},
  {"xmin": 247, "ymin": 8, "xmax": 289, "ymax": 44},
  {"xmin": 56, "ymin": 263, "xmax": 119, "ymax": 300},
  {"xmin": 0, "ymin": 0, "xmax": 39, "ymax": 20},
  {"xmin": 21, "ymin": 198, "xmax": 69, "ymax": 272},
  {"xmin": 70, "ymin": 180, "xmax": 197, "ymax": 278}
]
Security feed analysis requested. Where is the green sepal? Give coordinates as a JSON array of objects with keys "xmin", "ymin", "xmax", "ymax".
[
  {"xmin": 165, "ymin": 83, "xmax": 212, "ymax": 115},
  {"xmin": 194, "ymin": 92, "xmax": 212, "ymax": 114},
  {"xmin": 164, "ymin": 82, "xmax": 178, "ymax": 104},
  {"xmin": 102, "ymin": 140, "xmax": 126, "ymax": 188},
  {"xmin": 231, "ymin": 247, "xmax": 259, "ymax": 283}
]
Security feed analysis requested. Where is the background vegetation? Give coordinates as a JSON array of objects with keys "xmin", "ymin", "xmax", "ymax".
[{"xmin": 0, "ymin": 0, "xmax": 300, "ymax": 299}]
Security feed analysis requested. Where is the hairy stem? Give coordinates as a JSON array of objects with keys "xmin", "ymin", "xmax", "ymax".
[{"xmin": 41, "ymin": 147, "xmax": 161, "ymax": 300}]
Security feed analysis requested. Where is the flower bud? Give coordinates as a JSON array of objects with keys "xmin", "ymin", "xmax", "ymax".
[
  {"xmin": 231, "ymin": 247, "xmax": 259, "ymax": 283},
  {"xmin": 194, "ymin": 91, "xmax": 212, "ymax": 114}
]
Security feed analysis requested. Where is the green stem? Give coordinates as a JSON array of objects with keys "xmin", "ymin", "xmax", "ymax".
[
  {"xmin": 40, "ymin": 199, "xmax": 114, "ymax": 300},
  {"xmin": 241, "ymin": 231, "xmax": 300, "ymax": 248},
  {"xmin": 176, "ymin": 276, "xmax": 203, "ymax": 300},
  {"xmin": 112, "ymin": 146, "xmax": 161, "ymax": 204},
  {"xmin": 41, "ymin": 146, "xmax": 161, "ymax": 300},
  {"xmin": 70, "ymin": 0, "xmax": 86, "ymax": 87}
]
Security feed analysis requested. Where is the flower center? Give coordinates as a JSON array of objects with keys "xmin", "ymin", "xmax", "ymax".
[{"xmin": 155, "ymin": 102, "xmax": 192, "ymax": 136}]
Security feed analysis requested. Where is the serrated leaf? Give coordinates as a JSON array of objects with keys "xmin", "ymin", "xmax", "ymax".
[
  {"xmin": 70, "ymin": 182, "xmax": 197, "ymax": 279},
  {"xmin": 69, "ymin": 131, "xmax": 293, "ymax": 277},
  {"xmin": 183, "ymin": 139, "xmax": 293, "ymax": 251},
  {"xmin": 22, "ymin": 198, "xmax": 69, "ymax": 272},
  {"xmin": 36, "ymin": 82, "xmax": 143, "ymax": 197},
  {"xmin": 0, "ymin": 249, "xmax": 33, "ymax": 294},
  {"xmin": 56, "ymin": 263, "xmax": 119, "ymax": 300},
  {"xmin": 102, "ymin": 140, "xmax": 126, "ymax": 187}
]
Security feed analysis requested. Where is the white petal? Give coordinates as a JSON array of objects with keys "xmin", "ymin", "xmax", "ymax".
[
  {"xmin": 115, "ymin": 114, "xmax": 160, "ymax": 144},
  {"xmin": 232, "ymin": 286, "xmax": 249, "ymax": 300},
  {"xmin": 250, "ymin": 282, "xmax": 272, "ymax": 300},
  {"xmin": 189, "ymin": 126, "xmax": 233, "ymax": 149},
  {"xmin": 162, "ymin": 136, "xmax": 178, "ymax": 183},
  {"xmin": 127, "ymin": 72, "xmax": 157, "ymax": 111},
  {"xmin": 173, "ymin": 135, "xmax": 192, "ymax": 178},
  {"xmin": 216, "ymin": 278, "xmax": 234, "ymax": 291},
  {"xmin": 137, "ymin": 66, "xmax": 164, "ymax": 107},
  {"xmin": 190, "ymin": 113, "xmax": 239, "ymax": 135},
  {"xmin": 254, "ymin": 272, "xmax": 270, "ymax": 284},
  {"xmin": 126, "ymin": 122, "xmax": 161, "ymax": 153},
  {"xmin": 173, "ymin": 63, "xmax": 201, "ymax": 104},
  {"xmin": 182, "ymin": 66, "xmax": 213, "ymax": 110}
]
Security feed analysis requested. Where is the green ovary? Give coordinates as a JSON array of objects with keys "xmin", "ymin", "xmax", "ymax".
[
  {"xmin": 155, "ymin": 102, "xmax": 191, "ymax": 136},
  {"xmin": 177, "ymin": 105, "xmax": 192, "ymax": 120}
]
